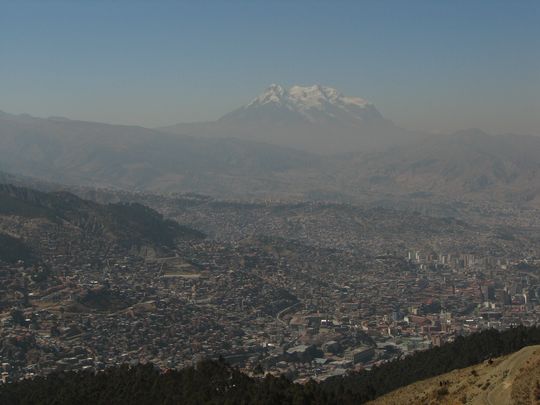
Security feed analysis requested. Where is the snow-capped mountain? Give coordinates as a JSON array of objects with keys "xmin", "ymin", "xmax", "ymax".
[
  {"xmin": 223, "ymin": 84, "xmax": 384, "ymax": 125},
  {"xmin": 161, "ymin": 84, "xmax": 414, "ymax": 154}
]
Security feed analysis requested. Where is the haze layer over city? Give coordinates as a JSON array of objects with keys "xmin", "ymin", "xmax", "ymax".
[{"xmin": 1, "ymin": 1, "xmax": 540, "ymax": 404}]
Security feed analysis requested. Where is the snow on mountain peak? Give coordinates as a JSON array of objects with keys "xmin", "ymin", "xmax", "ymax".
[
  {"xmin": 247, "ymin": 84, "xmax": 372, "ymax": 112},
  {"xmin": 223, "ymin": 84, "xmax": 384, "ymax": 126},
  {"xmin": 248, "ymin": 84, "xmax": 287, "ymax": 106}
]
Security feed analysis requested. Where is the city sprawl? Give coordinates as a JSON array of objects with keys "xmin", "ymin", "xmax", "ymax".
[{"xmin": 1, "ymin": 192, "xmax": 539, "ymax": 385}]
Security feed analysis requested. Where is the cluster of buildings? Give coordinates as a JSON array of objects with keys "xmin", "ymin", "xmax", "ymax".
[{"xmin": 1, "ymin": 197, "xmax": 540, "ymax": 384}]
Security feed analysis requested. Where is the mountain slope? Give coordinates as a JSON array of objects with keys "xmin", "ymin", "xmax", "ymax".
[
  {"xmin": 369, "ymin": 345, "xmax": 540, "ymax": 405},
  {"xmin": 160, "ymin": 84, "xmax": 415, "ymax": 154}
]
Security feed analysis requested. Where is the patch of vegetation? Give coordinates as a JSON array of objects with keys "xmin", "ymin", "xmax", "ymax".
[
  {"xmin": 436, "ymin": 386, "xmax": 449, "ymax": 398},
  {"xmin": 104, "ymin": 202, "xmax": 205, "ymax": 248},
  {"xmin": 0, "ymin": 233, "xmax": 35, "ymax": 264}
]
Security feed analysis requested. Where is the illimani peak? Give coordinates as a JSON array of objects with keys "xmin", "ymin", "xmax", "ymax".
[
  {"xmin": 241, "ymin": 84, "xmax": 378, "ymax": 122},
  {"xmin": 161, "ymin": 84, "xmax": 409, "ymax": 153}
]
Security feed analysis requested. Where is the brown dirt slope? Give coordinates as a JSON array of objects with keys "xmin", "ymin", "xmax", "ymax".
[{"xmin": 369, "ymin": 345, "xmax": 540, "ymax": 405}]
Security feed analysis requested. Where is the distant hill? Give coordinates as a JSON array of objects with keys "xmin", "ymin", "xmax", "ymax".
[
  {"xmin": 335, "ymin": 129, "xmax": 540, "ymax": 206},
  {"xmin": 0, "ymin": 184, "xmax": 205, "ymax": 256}
]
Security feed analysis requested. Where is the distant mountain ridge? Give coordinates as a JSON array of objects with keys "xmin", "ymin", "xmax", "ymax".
[
  {"xmin": 0, "ymin": 106, "xmax": 539, "ymax": 206},
  {"xmin": 0, "ymin": 110, "xmax": 316, "ymax": 194}
]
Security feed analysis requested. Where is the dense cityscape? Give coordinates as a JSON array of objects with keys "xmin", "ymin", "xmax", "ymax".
[{"xmin": 1, "ymin": 192, "xmax": 539, "ymax": 386}]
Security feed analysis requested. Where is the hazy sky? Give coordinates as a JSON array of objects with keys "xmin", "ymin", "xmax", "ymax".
[{"xmin": 2, "ymin": 0, "xmax": 539, "ymax": 134}]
